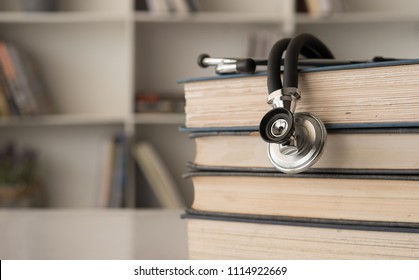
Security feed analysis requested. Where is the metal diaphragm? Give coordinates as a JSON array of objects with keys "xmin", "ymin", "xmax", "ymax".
[{"xmin": 267, "ymin": 112, "xmax": 327, "ymax": 174}]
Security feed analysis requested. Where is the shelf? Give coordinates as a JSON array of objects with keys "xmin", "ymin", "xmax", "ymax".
[
  {"xmin": 134, "ymin": 113, "xmax": 185, "ymax": 125},
  {"xmin": 134, "ymin": 11, "xmax": 285, "ymax": 24},
  {"xmin": 0, "ymin": 114, "xmax": 126, "ymax": 127},
  {"xmin": 296, "ymin": 12, "xmax": 419, "ymax": 24},
  {"xmin": 0, "ymin": 11, "xmax": 127, "ymax": 23}
]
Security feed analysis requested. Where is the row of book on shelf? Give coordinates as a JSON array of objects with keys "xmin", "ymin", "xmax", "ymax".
[
  {"xmin": 137, "ymin": 0, "xmax": 349, "ymax": 16},
  {"xmin": 0, "ymin": 41, "xmax": 52, "ymax": 117},
  {"xmin": 180, "ymin": 55, "xmax": 419, "ymax": 259},
  {"xmin": 298, "ymin": 0, "xmax": 348, "ymax": 17},
  {"xmin": 135, "ymin": 93, "xmax": 185, "ymax": 113},
  {"xmin": 0, "ymin": 132, "xmax": 184, "ymax": 209},
  {"xmin": 96, "ymin": 133, "xmax": 185, "ymax": 209},
  {"xmin": 136, "ymin": 0, "xmax": 196, "ymax": 14}
]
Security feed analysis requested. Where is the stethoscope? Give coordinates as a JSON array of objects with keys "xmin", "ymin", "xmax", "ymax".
[
  {"xmin": 198, "ymin": 33, "xmax": 337, "ymax": 173},
  {"xmin": 259, "ymin": 33, "xmax": 334, "ymax": 173}
]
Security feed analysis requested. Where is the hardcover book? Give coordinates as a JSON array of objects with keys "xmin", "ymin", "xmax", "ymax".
[
  {"xmin": 181, "ymin": 59, "xmax": 419, "ymax": 129},
  {"xmin": 186, "ymin": 171, "xmax": 419, "ymax": 224},
  {"xmin": 186, "ymin": 127, "xmax": 419, "ymax": 173},
  {"xmin": 185, "ymin": 210, "xmax": 419, "ymax": 259}
]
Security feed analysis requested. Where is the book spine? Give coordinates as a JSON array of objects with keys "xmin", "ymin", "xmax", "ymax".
[
  {"xmin": 8, "ymin": 44, "xmax": 39, "ymax": 115},
  {"xmin": 169, "ymin": 0, "xmax": 191, "ymax": 14},
  {"xmin": 18, "ymin": 49, "xmax": 51, "ymax": 114},
  {"xmin": 108, "ymin": 133, "xmax": 127, "ymax": 208},
  {"xmin": 0, "ymin": 43, "xmax": 20, "ymax": 115},
  {"xmin": 0, "ymin": 43, "xmax": 30, "ymax": 115},
  {"xmin": 0, "ymin": 78, "xmax": 10, "ymax": 116}
]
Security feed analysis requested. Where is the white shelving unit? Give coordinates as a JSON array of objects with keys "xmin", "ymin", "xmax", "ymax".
[
  {"xmin": 1, "ymin": 0, "xmax": 419, "ymax": 209},
  {"xmin": 0, "ymin": 0, "xmax": 133, "ymax": 208},
  {"xmin": 295, "ymin": 0, "xmax": 419, "ymax": 59}
]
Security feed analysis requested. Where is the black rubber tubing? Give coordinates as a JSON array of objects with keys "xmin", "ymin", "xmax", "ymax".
[
  {"xmin": 267, "ymin": 34, "xmax": 334, "ymax": 94},
  {"xmin": 267, "ymin": 38, "xmax": 291, "ymax": 94},
  {"xmin": 283, "ymin": 33, "xmax": 334, "ymax": 88}
]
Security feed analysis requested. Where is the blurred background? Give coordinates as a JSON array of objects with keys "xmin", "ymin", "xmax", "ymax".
[{"xmin": 0, "ymin": 0, "xmax": 418, "ymax": 259}]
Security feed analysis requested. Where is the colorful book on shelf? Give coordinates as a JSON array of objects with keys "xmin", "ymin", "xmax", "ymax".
[
  {"xmin": 142, "ymin": 0, "xmax": 193, "ymax": 14},
  {"xmin": 133, "ymin": 141, "xmax": 185, "ymax": 208},
  {"xmin": 184, "ymin": 210, "xmax": 419, "ymax": 259},
  {"xmin": 0, "ymin": 41, "xmax": 52, "ymax": 116},
  {"xmin": 0, "ymin": 74, "xmax": 11, "ymax": 116},
  {"xmin": 135, "ymin": 93, "xmax": 185, "ymax": 113},
  {"xmin": 304, "ymin": 0, "xmax": 348, "ymax": 17},
  {"xmin": 108, "ymin": 133, "xmax": 129, "ymax": 208},
  {"xmin": 0, "ymin": 42, "xmax": 22, "ymax": 115},
  {"xmin": 180, "ymin": 59, "xmax": 419, "ymax": 129}
]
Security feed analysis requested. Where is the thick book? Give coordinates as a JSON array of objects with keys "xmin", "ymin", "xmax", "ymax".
[
  {"xmin": 184, "ymin": 210, "xmax": 419, "ymax": 259},
  {"xmin": 180, "ymin": 59, "xmax": 419, "ymax": 129},
  {"xmin": 186, "ymin": 171, "xmax": 419, "ymax": 224},
  {"xmin": 185, "ymin": 127, "xmax": 419, "ymax": 173}
]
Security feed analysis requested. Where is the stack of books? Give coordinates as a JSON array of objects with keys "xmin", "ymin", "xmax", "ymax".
[{"xmin": 180, "ymin": 59, "xmax": 419, "ymax": 259}]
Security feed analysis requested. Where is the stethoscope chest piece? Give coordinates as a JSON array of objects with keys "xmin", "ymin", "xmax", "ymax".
[
  {"xmin": 267, "ymin": 112, "xmax": 327, "ymax": 174},
  {"xmin": 260, "ymin": 33, "xmax": 333, "ymax": 174}
]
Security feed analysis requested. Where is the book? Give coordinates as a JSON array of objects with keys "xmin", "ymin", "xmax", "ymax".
[
  {"xmin": 186, "ymin": 171, "xmax": 419, "ymax": 224},
  {"xmin": 16, "ymin": 45, "xmax": 52, "ymax": 114},
  {"xmin": 0, "ymin": 42, "xmax": 26, "ymax": 115},
  {"xmin": 169, "ymin": 0, "xmax": 191, "ymax": 14},
  {"xmin": 304, "ymin": 0, "xmax": 347, "ymax": 17},
  {"xmin": 133, "ymin": 141, "xmax": 185, "ymax": 208},
  {"xmin": 135, "ymin": 93, "xmax": 185, "ymax": 113},
  {"xmin": 0, "ymin": 76, "xmax": 10, "ymax": 116},
  {"xmin": 186, "ymin": 127, "xmax": 419, "ymax": 173},
  {"xmin": 181, "ymin": 59, "xmax": 419, "ymax": 129},
  {"xmin": 146, "ymin": 0, "xmax": 171, "ymax": 14},
  {"xmin": 108, "ymin": 133, "xmax": 128, "ymax": 208},
  {"xmin": 95, "ymin": 137, "xmax": 115, "ymax": 208},
  {"xmin": 185, "ymin": 210, "xmax": 419, "ymax": 259},
  {"xmin": 0, "ymin": 41, "xmax": 51, "ymax": 116},
  {"xmin": 0, "ymin": 49, "xmax": 19, "ymax": 115}
]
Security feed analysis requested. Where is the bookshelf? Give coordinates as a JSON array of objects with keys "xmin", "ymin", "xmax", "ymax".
[{"xmin": 0, "ymin": 0, "xmax": 419, "ymax": 209}]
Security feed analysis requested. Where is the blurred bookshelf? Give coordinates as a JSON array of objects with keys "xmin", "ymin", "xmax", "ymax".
[{"xmin": 0, "ymin": 0, "xmax": 418, "ymax": 210}]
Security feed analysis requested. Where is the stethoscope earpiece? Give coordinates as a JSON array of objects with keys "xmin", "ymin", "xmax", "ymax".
[{"xmin": 259, "ymin": 33, "xmax": 333, "ymax": 174}]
